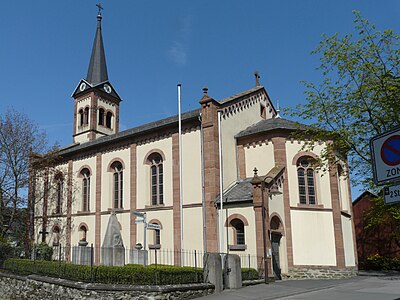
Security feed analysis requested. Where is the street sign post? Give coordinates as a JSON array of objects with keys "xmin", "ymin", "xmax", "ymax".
[
  {"xmin": 384, "ymin": 184, "xmax": 400, "ymax": 205},
  {"xmin": 370, "ymin": 126, "xmax": 400, "ymax": 185}
]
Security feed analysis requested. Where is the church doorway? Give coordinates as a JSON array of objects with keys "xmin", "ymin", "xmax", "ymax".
[
  {"xmin": 271, "ymin": 233, "xmax": 282, "ymax": 280},
  {"xmin": 270, "ymin": 215, "xmax": 284, "ymax": 280}
]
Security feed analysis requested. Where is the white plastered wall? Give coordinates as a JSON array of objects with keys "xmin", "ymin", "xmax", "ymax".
[
  {"xmin": 221, "ymin": 94, "xmax": 273, "ymax": 189},
  {"xmin": 71, "ymin": 215, "xmax": 96, "ymax": 247},
  {"xmin": 182, "ymin": 207, "xmax": 204, "ymax": 251},
  {"xmin": 244, "ymin": 142, "xmax": 275, "ymax": 177},
  {"xmin": 291, "ymin": 210, "xmax": 336, "ymax": 266},
  {"xmin": 181, "ymin": 130, "xmax": 202, "ymax": 205},
  {"xmin": 341, "ymin": 215, "xmax": 356, "ymax": 267}
]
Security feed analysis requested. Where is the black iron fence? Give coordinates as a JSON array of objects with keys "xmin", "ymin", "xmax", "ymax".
[{"xmin": 0, "ymin": 245, "xmax": 263, "ymax": 285}]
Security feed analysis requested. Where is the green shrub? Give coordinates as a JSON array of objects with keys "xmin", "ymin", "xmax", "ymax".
[
  {"xmin": 34, "ymin": 243, "xmax": 53, "ymax": 261},
  {"xmin": 365, "ymin": 254, "xmax": 400, "ymax": 271},
  {"xmin": 0, "ymin": 237, "xmax": 12, "ymax": 265},
  {"xmin": 241, "ymin": 268, "xmax": 259, "ymax": 280},
  {"xmin": 2, "ymin": 259, "xmax": 204, "ymax": 285}
]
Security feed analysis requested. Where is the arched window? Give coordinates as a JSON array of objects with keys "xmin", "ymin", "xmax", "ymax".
[
  {"xmin": 106, "ymin": 111, "xmax": 112, "ymax": 129},
  {"xmin": 98, "ymin": 108, "xmax": 105, "ymax": 126},
  {"xmin": 54, "ymin": 172, "xmax": 63, "ymax": 214},
  {"xmin": 231, "ymin": 219, "xmax": 245, "ymax": 245},
  {"xmin": 148, "ymin": 153, "xmax": 163, "ymax": 206},
  {"xmin": 79, "ymin": 224, "xmax": 88, "ymax": 242},
  {"xmin": 110, "ymin": 161, "xmax": 123, "ymax": 209},
  {"xmin": 297, "ymin": 158, "xmax": 316, "ymax": 205},
  {"xmin": 81, "ymin": 168, "xmax": 91, "ymax": 211},
  {"xmin": 52, "ymin": 225, "xmax": 60, "ymax": 246},
  {"xmin": 79, "ymin": 109, "xmax": 84, "ymax": 126},
  {"xmin": 84, "ymin": 107, "xmax": 89, "ymax": 125},
  {"xmin": 148, "ymin": 219, "xmax": 162, "ymax": 249}
]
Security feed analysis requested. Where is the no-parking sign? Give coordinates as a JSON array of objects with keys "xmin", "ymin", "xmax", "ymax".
[{"xmin": 371, "ymin": 126, "xmax": 400, "ymax": 185}]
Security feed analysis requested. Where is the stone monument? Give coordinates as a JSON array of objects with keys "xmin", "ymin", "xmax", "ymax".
[{"xmin": 101, "ymin": 211, "xmax": 125, "ymax": 266}]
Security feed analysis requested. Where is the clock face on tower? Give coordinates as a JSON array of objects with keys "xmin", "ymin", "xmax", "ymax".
[
  {"xmin": 104, "ymin": 84, "xmax": 112, "ymax": 93},
  {"xmin": 79, "ymin": 82, "xmax": 87, "ymax": 91}
]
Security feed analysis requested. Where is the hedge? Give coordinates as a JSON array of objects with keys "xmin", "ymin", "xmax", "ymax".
[
  {"xmin": 365, "ymin": 254, "xmax": 400, "ymax": 271},
  {"xmin": 2, "ymin": 259, "xmax": 259, "ymax": 285},
  {"xmin": 2, "ymin": 259, "xmax": 203, "ymax": 285}
]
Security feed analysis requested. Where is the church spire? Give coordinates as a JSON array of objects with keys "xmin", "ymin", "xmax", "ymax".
[{"xmin": 86, "ymin": 3, "xmax": 108, "ymax": 85}]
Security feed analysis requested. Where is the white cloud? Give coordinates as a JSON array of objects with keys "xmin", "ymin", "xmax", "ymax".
[
  {"xmin": 167, "ymin": 15, "xmax": 192, "ymax": 66},
  {"xmin": 168, "ymin": 41, "xmax": 187, "ymax": 66}
]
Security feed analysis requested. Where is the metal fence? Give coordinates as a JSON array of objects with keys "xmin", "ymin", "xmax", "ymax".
[{"xmin": 0, "ymin": 245, "xmax": 264, "ymax": 284}]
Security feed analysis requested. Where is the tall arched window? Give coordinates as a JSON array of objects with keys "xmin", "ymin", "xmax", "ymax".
[
  {"xmin": 84, "ymin": 107, "xmax": 89, "ymax": 125},
  {"xmin": 148, "ymin": 153, "xmax": 163, "ymax": 206},
  {"xmin": 54, "ymin": 172, "xmax": 63, "ymax": 214},
  {"xmin": 81, "ymin": 168, "xmax": 91, "ymax": 211},
  {"xmin": 79, "ymin": 109, "xmax": 84, "ymax": 126},
  {"xmin": 110, "ymin": 161, "xmax": 123, "ymax": 208},
  {"xmin": 98, "ymin": 108, "xmax": 105, "ymax": 126},
  {"xmin": 231, "ymin": 219, "xmax": 245, "ymax": 245},
  {"xmin": 297, "ymin": 158, "xmax": 316, "ymax": 205},
  {"xmin": 106, "ymin": 111, "xmax": 112, "ymax": 129}
]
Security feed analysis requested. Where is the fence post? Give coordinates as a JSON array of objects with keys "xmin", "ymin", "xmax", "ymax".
[
  {"xmin": 248, "ymin": 254, "xmax": 250, "ymax": 270},
  {"xmin": 195, "ymin": 250, "xmax": 198, "ymax": 282},
  {"xmin": 58, "ymin": 244, "xmax": 62, "ymax": 277},
  {"xmin": 91, "ymin": 243, "xmax": 94, "ymax": 283}
]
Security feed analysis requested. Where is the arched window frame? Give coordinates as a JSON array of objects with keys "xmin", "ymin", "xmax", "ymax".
[
  {"xmin": 79, "ymin": 109, "xmax": 84, "ymax": 126},
  {"xmin": 108, "ymin": 160, "xmax": 124, "ymax": 209},
  {"xmin": 54, "ymin": 172, "xmax": 64, "ymax": 215},
  {"xmin": 106, "ymin": 111, "xmax": 113, "ymax": 129},
  {"xmin": 52, "ymin": 225, "xmax": 61, "ymax": 247},
  {"xmin": 84, "ymin": 107, "xmax": 89, "ymax": 125},
  {"xmin": 78, "ymin": 223, "xmax": 89, "ymax": 242},
  {"xmin": 98, "ymin": 107, "xmax": 105, "ymax": 126},
  {"xmin": 296, "ymin": 156, "xmax": 317, "ymax": 205},
  {"xmin": 79, "ymin": 168, "xmax": 91, "ymax": 212},
  {"xmin": 145, "ymin": 152, "xmax": 165, "ymax": 206},
  {"xmin": 148, "ymin": 219, "xmax": 162, "ymax": 249},
  {"xmin": 225, "ymin": 214, "xmax": 248, "ymax": 251}
]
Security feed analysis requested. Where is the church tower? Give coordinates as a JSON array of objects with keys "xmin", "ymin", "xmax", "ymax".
[{"xmin": 71, "ymin": 6, "xmax": 121, "ymax": 144}]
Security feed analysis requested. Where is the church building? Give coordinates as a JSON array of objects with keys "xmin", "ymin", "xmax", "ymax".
[{"xmin": 31, "ymin": 10, "xmax": 358, "ymax": 279}]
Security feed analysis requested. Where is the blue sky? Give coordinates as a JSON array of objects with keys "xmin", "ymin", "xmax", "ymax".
[{"xmin": 1, "ymin": 1, "xmax": 399, "ymax": 196}]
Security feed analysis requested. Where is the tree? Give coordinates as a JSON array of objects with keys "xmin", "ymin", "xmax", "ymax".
[
  {"xmin": 289, "ymin": 11, "xmax": 400, "ymax": 186},
  {"xmin": 288, "ymin": 11, "xmax": 400, "ymax": 261},
  {"xmin": 0, "ymin": 108, "xmax": 48, "ymax": 247}
]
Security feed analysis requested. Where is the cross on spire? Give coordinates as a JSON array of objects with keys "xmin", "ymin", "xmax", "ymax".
[
  {"xmin": 96, "ymin": 2, "xmax": 103, "ymax": 16},
  {"xmin": 254, "ymin": 71, "xmax": 261, "ymax": 87}
]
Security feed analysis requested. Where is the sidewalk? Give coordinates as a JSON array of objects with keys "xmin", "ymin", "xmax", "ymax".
[{"xmin": 198, "ymin": 278, "xmax": 359, "ymax": 300}]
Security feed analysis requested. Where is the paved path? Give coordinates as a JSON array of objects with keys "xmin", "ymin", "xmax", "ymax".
[{"xmin": 199, "ymin": 274, "xmax": 400, "ymax": 300}]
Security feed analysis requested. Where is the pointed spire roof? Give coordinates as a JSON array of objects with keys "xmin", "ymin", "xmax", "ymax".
[{"xmin": 86, "ymin": 11, "xmax": 108, "ymax": 85}]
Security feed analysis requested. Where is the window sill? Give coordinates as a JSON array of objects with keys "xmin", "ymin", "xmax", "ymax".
[
  {"xmin": 228, "ymin": 244, "xmax": 247, "ymax": 251},
  {"xmin": 108, "ymin": 208, "xmax": 124, "ymax": 212},
  {"xmin": 149, "ymin": 244, "xmax": 161, "ymax": 249},
  {"xmin": 297, "ymin": 203, "xmax": 324, "ymax": 208},
  {"xmin": 77, "ymin": 210, "xmax": 91, "ymax": 214},
  {"xmin": 145, "ymin": 204, "xmax": 165, "ymax": 209}
]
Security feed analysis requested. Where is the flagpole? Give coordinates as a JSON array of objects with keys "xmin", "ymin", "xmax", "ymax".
[{"xmin": 177, "ymin": 84, "xmax": 184, "ymax": 266}]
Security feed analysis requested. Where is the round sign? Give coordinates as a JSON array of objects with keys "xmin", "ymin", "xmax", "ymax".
[{"xmin": 380, "ymin": 135, "xmax": 400, "ymax": 166}]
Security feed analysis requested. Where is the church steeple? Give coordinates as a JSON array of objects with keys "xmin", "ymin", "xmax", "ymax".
[
  {"xmin": 71, "ymin": 4, "xmax": 121, "ymax": 144},
  {"xmin": 86, "ymin": 6, "xmax": 108, "ymax": 85}
]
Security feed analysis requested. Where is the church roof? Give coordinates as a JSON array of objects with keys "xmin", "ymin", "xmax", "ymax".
[
  {"xmin": 86, "ymin": 14, "xmax": 108, "ymax": 85},
  {"xmin": 215, "ymin": 178, "xmax": 254, "ymax": 204},
  {"xmin": 235, "ymin": 117, "xmax": 309, "ymax": 138},
  {"xmin": 219, "ymin": 86, "xmax": 265, "ymax": 105},
  {"xmin": 57, "ymin": 108, "xmax": 201, "ymax": 157}
]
